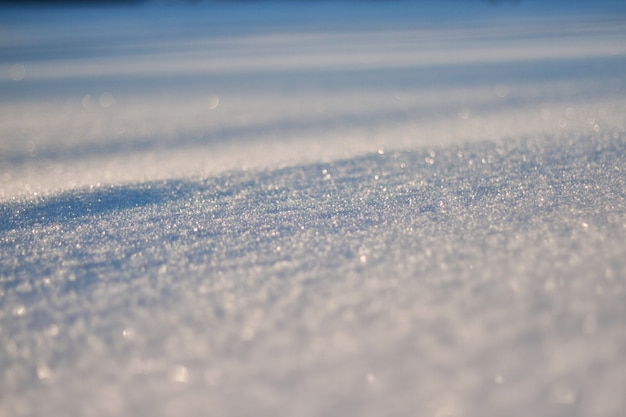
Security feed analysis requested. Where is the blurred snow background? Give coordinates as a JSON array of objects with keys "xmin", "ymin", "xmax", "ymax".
[{"xmin": 1, "ymin": 1, "xmax": 625, "ymax": 416}]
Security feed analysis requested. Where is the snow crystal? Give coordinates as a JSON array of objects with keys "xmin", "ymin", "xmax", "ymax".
[
  {"xmin": 2, "ymin": 135, "xmax": 625, "ymax": 416},
  {"xmin": 1, "ymin": 1, "xmax": 626, "ymax": 417}
]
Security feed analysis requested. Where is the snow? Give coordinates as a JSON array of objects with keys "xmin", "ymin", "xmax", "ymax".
[{"xmin": 1, "ymin": 1, "xmax": 626, "ymax": 416}]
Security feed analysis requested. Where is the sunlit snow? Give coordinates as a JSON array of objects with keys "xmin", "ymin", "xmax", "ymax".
[{"xmin": 1, "ymin": 1, "xmax": 625, "ymax": 416}]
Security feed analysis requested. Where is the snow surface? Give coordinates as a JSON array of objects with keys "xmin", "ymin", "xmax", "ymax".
[{"xmin": 1, "ymin": 1, "xmax": 626, "ymax": 416}]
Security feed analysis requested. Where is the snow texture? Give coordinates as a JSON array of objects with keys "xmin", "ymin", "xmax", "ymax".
[{"xmin": 1, "ymin": 2, "xmax": 626, "ymax": 417}]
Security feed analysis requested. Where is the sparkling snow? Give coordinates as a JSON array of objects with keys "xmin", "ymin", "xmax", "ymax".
[{"xmin": 1, "ymin": 1, "xmax": 625, "ymax": 416}]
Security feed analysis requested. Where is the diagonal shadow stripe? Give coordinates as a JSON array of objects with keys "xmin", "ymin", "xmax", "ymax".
[{"xmin": 0, "ymin": 180, "xmax": 190, "ymax": 232}]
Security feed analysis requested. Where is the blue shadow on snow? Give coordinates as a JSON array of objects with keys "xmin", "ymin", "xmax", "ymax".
[{"xmin": 0, "ymin": 181, "xmax": 189, "ymax": 233}]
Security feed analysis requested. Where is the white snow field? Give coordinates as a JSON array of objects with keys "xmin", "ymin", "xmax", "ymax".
[{"xmin": 1, "ymin": 1, "xmax": 626, "ymax": 416}]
